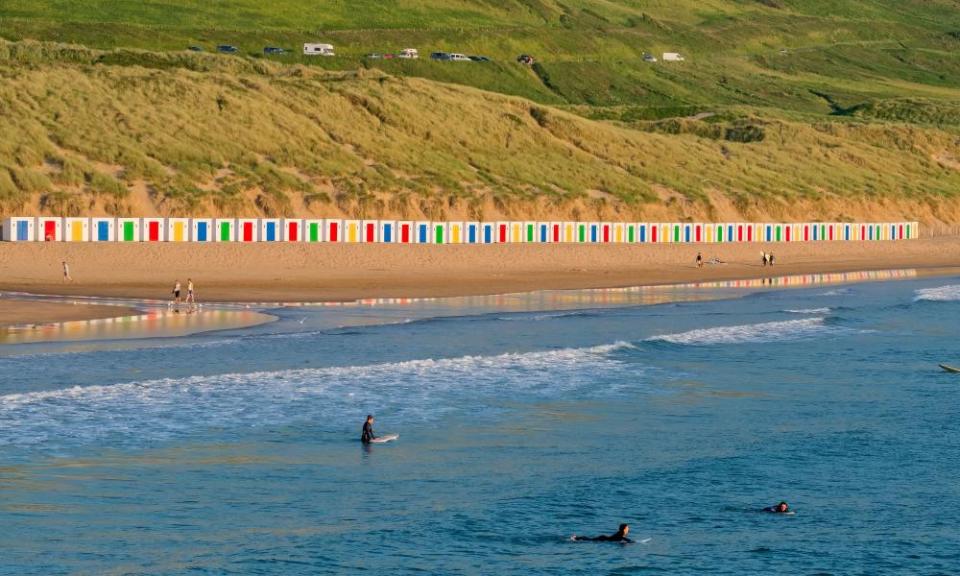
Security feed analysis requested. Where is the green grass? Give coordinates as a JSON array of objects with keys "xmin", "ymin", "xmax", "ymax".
[{"xmin": 0, "ymin": 1, "xmax": 959, "ymax": 221}]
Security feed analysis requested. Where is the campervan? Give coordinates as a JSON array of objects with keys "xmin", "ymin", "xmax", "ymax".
[
  {"xmin": 399, "ymin": 48, "xmax": 419, "ymax": 59},
  {"xmin": 662, "ymin": 52, "xmax": 685, "ymax": 62},
  {"xmin": 303, "ymin": 43, "xmax": 335, "ymax": 56}
]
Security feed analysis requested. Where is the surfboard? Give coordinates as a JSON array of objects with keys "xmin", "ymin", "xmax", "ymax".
[
  {"xmin": 370, "ymin": 434, "xmax": 399, "ymax": 443},
  {"xmin": 939, "ymin": 364, "xmax": 960, "ymax": 373}
]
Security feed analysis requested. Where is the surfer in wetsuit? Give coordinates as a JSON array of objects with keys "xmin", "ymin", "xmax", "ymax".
[
  {"xmin": 361, "ymin": 414, "xmax": 376, "ymax": 444},
  {"xmin": 572, "ymin": 523, "xmax": 633, "ymax": 543},
  {"xmin": 762, "ymin": 501, "xmax": 790, "ymax": 514}
]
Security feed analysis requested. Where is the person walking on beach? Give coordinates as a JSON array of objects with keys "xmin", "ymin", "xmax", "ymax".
[
  {"xmin": 62, "ymin": 260, "xmax": 72, "ymax": 283},
  {"xmin": 172, "ymin": 280, "xmax": 182, "ymax": 310},
  {"xmin": 769, "ymin": 253, "xmax": 776, "ymax": 267},
  {"xmin": 761, "ymin": 252, "xmax": 769, "ymax": 267},
  {"xmin": 696, "ymin": 252, "xmax": 703, "ymax": 268},
  {"xmin": 185, "ymin": 278, "xmax": 196, "ymax": 312}
]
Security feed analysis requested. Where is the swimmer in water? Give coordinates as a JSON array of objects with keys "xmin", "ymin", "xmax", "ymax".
[
  {"xmin": 762, "ymin": 501, "xmax": 790, "ymax": 514},
  {"xmin": 361, "ymin": 414, "xmax": 377, "ymax": 444},
  {"xmin": 572, "ymin": 523, "xmax": 633, "ymax": 543}
]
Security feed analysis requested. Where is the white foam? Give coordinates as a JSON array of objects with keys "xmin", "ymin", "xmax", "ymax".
[
  {"xmin": 783, "ymin": 308, "xmax": 831, "ymax": 314},
  {"xmin": 0, "ymin": 342, "xmax": 637, "ymax": 454},
  {"xmin": 648, "ymin": 318, "xmax": 836, "ymax": 346},
  {"xmin": 914, "ymin": 285, "xmax": 960, "ymax": 302}
]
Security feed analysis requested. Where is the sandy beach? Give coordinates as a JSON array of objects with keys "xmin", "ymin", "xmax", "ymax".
[
  {"xmin": 0, "ymin": 299, "xmax": 140, "ymax": 328},
  {"xmin": 1, "ymin": 236, "xmax": 958, "ymax": 325}
]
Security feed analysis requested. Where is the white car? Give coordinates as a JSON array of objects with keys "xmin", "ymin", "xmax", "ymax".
[
  {"xmin": 449, "ymin": 53, "xmax": 471, "ymax": 61},
  {"xmin": 399, "ymin": 48, "xmax": 419, "ymax": 59}
]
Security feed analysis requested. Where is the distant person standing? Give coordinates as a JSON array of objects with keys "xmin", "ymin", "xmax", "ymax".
[
  {"xmin": 769, "ymin": 253, "xmax": 776, "ymax": 267},
  {"xmin": 62, "ymin": 260, "xmax": 72, "ymax": 283},
  {"xmin": 172, "ymin": 280, "xmax": 182, "ymax": 309},
  {"xmin": 696, "ymin": 252, "xmax": 703, "ymax": 268},
  {"xmin": 186, "ymin": 278, "xmax": 196, "ymax": 312},
  {"xmin": 761, "ymin": 252, "xmax": 769, "ymax": 267}
]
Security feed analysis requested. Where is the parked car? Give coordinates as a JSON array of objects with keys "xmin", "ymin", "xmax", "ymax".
[
  {"xmin": 430, "ymin": 51, "xmax": 451, "ymax": 60},
  {"xmin": 642, "ymin": 52, "xmax": 657, "ymax": 63},
  {"xmin": 468, "ymin": 55, "xmax": 490, "ymax": 62},
  {"xmin": 217, "ymin": 45, "xmax": 239, "ymax": 53},
  {"xmin": 517, "ymin": 54, "xmax": 535, "ymax": 65},
  {"xmin": 365, "ymin": 53, "xmax": 384, "ymax": 59},
  {"xmin": 187, "ymin": 46, "xmax": 204, "ymax": 52},
  {"xmin": 399, "ymin": 48, "xmax": 419, "ymax": 59},
  {"xmin": 449, "ymin": 53, "xmax": 471, "ymax": 61},
  {"xmin": 303, "ymin": 43, "xmax": 335, "ymax": 56},
  {"xmin": 263, "ymin": 47, "xmax": 285, "ymax": 55}
]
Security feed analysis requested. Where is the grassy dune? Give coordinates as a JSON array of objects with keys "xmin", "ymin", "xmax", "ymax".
[{"xmin": 0, "ymin": 1, "xmax": 959, "ymax": 222}]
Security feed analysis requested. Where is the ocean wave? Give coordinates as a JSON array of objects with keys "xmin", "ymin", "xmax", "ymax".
[
  {"xmin": 783, "ymin": 308, "xmax": 831, "ymax": 314},
  {"xmin": 646, "ymin": 318, "xmax": 842, "ymax": 346},
  {"xmin": 914, "ymin": 285, "xmax": 960, "ymax": 302},
  {"xmin": 0, "ymin": 342, "xmax": 637, "ymax": 454}
]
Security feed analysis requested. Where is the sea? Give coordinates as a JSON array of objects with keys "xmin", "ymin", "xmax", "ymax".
[{"xmin": 1, "ymin": 271, "xmax": 959, "ymax": 575}]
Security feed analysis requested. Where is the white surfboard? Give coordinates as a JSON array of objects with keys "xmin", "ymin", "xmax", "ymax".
[{"xmin": 370, "ymin": 434, "xmax": 399, "ymax": 443}]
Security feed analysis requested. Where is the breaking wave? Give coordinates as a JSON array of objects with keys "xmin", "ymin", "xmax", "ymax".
[
  {"xmin": 914, "ymin": 285, "xmax": 960, "ymax": 302},
  {"xmin": 646, "ymin": 318, "xmax": 843, "ymax": 346}
]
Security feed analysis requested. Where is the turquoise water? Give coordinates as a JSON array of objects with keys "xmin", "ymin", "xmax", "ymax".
[{"xmin": 2, "ymin": 275, "xmax": 959, "ymax": 574}]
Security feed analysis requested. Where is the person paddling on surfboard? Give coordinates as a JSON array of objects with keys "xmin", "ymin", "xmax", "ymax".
[
  {"xmin": 572, "ymin": 523, "xmax": 633, "ymax": 543},
  {"xmin": 361, "ymin": 414, "xmax": 377, "ymax": 444},
  {"xmin": 762, "ymin": 501, "xmax": 790, "ymax": 514}
]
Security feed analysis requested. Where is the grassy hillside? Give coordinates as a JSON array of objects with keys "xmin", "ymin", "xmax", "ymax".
[{"xmin": 1, "ymin": 1, "xmax": 959, "ymax": 222}]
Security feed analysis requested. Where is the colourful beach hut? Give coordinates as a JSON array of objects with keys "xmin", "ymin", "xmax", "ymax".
[
  {"xmin": 492, "ymin": 222, "xmax": 508, "ymax": 243},
  {"xmin": 304, "ymin": 220, "xmax": 323, "ymax": 242},
  {"xmin": 415, "ymin": 221, "xmax": 431, "ymax": 243},
  {"xmin": 463, "ymin": 222, "xmax": 480, "ymax": 244},
  {"xmin": 446, "ymin": 222, "xmax": 464, "ymax": 244},
  {"xmin": 166, "ymin": 218, "xmax": 190, "ymax": 242},
  {"xmin": 396, "ymin": 221, "xmax": 414, "ymax": 243},
  {"xmin": 361, "ymin": 220, "xmax": 379, "ymax": 243},
  {"xmin": 191, "ymin": 218, "xmax": 214, "ymax": 242},
  {"xmin": 63, "ymin": 217, "xmax": 89, "ymax": 242},
  {"xmin": 36, "ymin": 217, "xmax": 62, "ymax": 241},
  {"xmin": 215, "ymin": 219, "xmax": 236, "ymax": 242},
  {"xmin": 281, "ymin": 219, "xmax": 303, "ymax": 242},
  {"xmin": 378, "ymin": 221, "xmax": 396, "ymax": 243},
  {"xmin": 480, "ymin": 222, "xmax": 496, "ymax": 244},
  {"xmin": 518, "ymin": 221, "xmax": 533, "ymax": 243},
  {"xmin": 141, "ymin": 218, "xmax": 165, "ymax": 242},
  {"xmin": 537, "ymin": 222, "xmax": 551, "ymax": 243},
  {"xmin": 116, "ymin": 218, "xmax": 140, "ymax": 242},
  {"xmin": 2, "ymin": 217, "xmax": 35, "ymax": 241},
  {"xmin": 235, "ymin": 218, "xmax": 258, "ymax": 242},
  {"xmin": 259, "ymin": 219, "xmax": 281, "ymax": 242},
  {"xmin": 431, "ymin": 222, "xmax": 446, "ymax": 244},
  {"xmin": 549, "ymin": 222, "xmax": 563, "ymax": 243}
]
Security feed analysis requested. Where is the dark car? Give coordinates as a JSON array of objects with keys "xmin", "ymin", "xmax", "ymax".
[
  {"xmin": 263, "ymin": 47, "xmax": 285, "ymax": 55},
  {"xmin": 469, "ymin": 55, "xmax": 491, "ymax": 62},
  {"xmin": 217, "ymin": 45, "xmax": 239, "ymax": 53},
  {"xmin": 187, "ymin": 46, "xmax": 204, "ymax": 52},
  {"xmin": 430, "ymin": 51, "xmax": 451, "ymax": 60},
  {"xmin": 517, "ymin": 54, "xmax": 535, "ymax": 65}
]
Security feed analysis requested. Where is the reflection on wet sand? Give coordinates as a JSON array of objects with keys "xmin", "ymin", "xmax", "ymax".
[{"xmin": 0, "ymin": 307, "xmax": 275, "ymax": 345}]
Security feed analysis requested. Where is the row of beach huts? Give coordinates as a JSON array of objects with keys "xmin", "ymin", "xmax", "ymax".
[{"xmin": 2, "ymin": 217, "xmax": 918, "ymax": 244}]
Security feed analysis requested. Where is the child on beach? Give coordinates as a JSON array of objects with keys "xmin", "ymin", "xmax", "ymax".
[
  {"xmin": 62, "ymin": 261, "xmax": 72, "ymax": 282},
  {"xmin": 696, "ymin": 252, "xmax": 703, "ymax": 268}
]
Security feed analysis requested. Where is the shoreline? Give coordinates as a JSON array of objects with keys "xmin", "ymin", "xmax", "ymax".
[{"xmin": 0, "ymin": 237, "xmax": 958, "ymax": 326}]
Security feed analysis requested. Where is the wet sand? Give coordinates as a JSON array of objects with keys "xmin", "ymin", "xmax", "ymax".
[
  {"xmin": 0, "ymin": 236, "xmax": 958, "ymax": 326},
  {"xmin": 0, "ymin": 299, "xmax": 139, "ymax": 328}
]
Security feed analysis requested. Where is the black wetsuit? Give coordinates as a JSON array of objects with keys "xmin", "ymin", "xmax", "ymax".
[
  {"xmin": 361, "ymin": 421, "xmax": 376, "ymax": 443},
  {"xmin": 575, "ymin": 532, "xmax": 633, "ymax": 543},
  {"xmin": 762, "ymin": 506, "xmax": 789, "ymax": 514}
]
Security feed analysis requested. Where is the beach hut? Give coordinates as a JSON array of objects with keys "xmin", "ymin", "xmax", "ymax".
[
  {"xmin": 36, "ymin": 217, "xmax": 62, "ymax": 241},
  {"xmin": 303, "ymin": 220, "xmax": 323, "ymax": 242},
  {"xmin": 627, "ymin": 223, "xmax": 639, "ymax": 243},
  {"xmin": 235, "ymin": 218, "xmax": 258, "ymax": 242},
  {"xmin": 116, "ymin": 218, "xmax": 140, "ymax": 242},
  {"xmin": 215, "ymin": 219, "xmax": 236, "ymax": 242},
  {"xmin": 573, "ymin": 222, "xmax": 587, "ymax": 243},
  {"xmin": 492, "ymin": 222, "xmax": 508, "ymax": 243},
  {"xmin": 190, "ymin": 218, "xmax": 213, "ymax": 242},
  {"xmin": 2, "ymin": 217, "xmax": 35, "ymax": 241},
  {"xmin": 361, "ymin": 221, "xmax": 379, "ymax": 243},
  {"xmin": 431, "ymin": 222, "xmax": 446, "ymax": 244},
  {"xmin": 141, "ymin": 218, "xmax": 164, "ymax": 242},
  {"xmin": 636, "ymin": 223, "xmax": 648, "ymax": 243},
  {"xmin": 90, "ymin": 218, "xmax": 117, "ymax": 242},
  {"xmin": 64, "ymin": 218, "xmax": 89, "ymax": 242},
  {"xmin": 414, "ymin": 221, "xmax": 431, "ymax": 244},
  {"xmin": 395, "ymin": 221, "xmax": 414, "ymax": 244},
  {"xmin": 447, "ymin": 222, "xmax": 464, "ymax": 244},
  {"xmin": 522, "ymin": 221, "xmax": 537, "ymax": 243},
  {"xmin": 559, "ymin": 222, "xmax": 573, "ymax": 243},
  {"xmin": 339, "ymin": 220, "xmax": 360, "ymax": 243},
  {"xmin": 378, "ymin": 221, "xmax": 396, "ymax": 243},
  {"xmin": 536, "ymin": 222, "xmax": 551, "ymax": 243},
  {"xmin": 509, "ymin": 222, "xmax": 523, "ymax": 243},
  {"xmin": 323, "ymin": 219, "xmax": 342, "ymax": 243},
  {"xmin": 548, "ymin": 222, "xmax": 561, "ymax": 243},
  {"xmin": 259, "ymin": 219, "xmax": 281, "ymax": 242},
  {"xmin": 463, "ymin": 222, "xmax": 480, "ymax": 244},
  {"xmin": 281, "ymin": 219, "xmax": 303, "ymax": 242},
  {"xmin": 480, "ymin": 222, "xmax": 496, "ymax": 244},
  {"xmin": 166, "ymin": 218, "xmax": 190, "ymax": 242}
]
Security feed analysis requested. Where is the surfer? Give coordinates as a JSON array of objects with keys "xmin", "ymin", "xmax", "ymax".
[
  {"xmin": 361, "ymin": 414, "xmax": 377, "ymax": 444},
  {"xmin": 762, "ymin": 501, "xmax": 790, "ymax": 514},
  {"xmin": 572, "ymin": 523, "xmax": 633, "ymax": 543}
]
